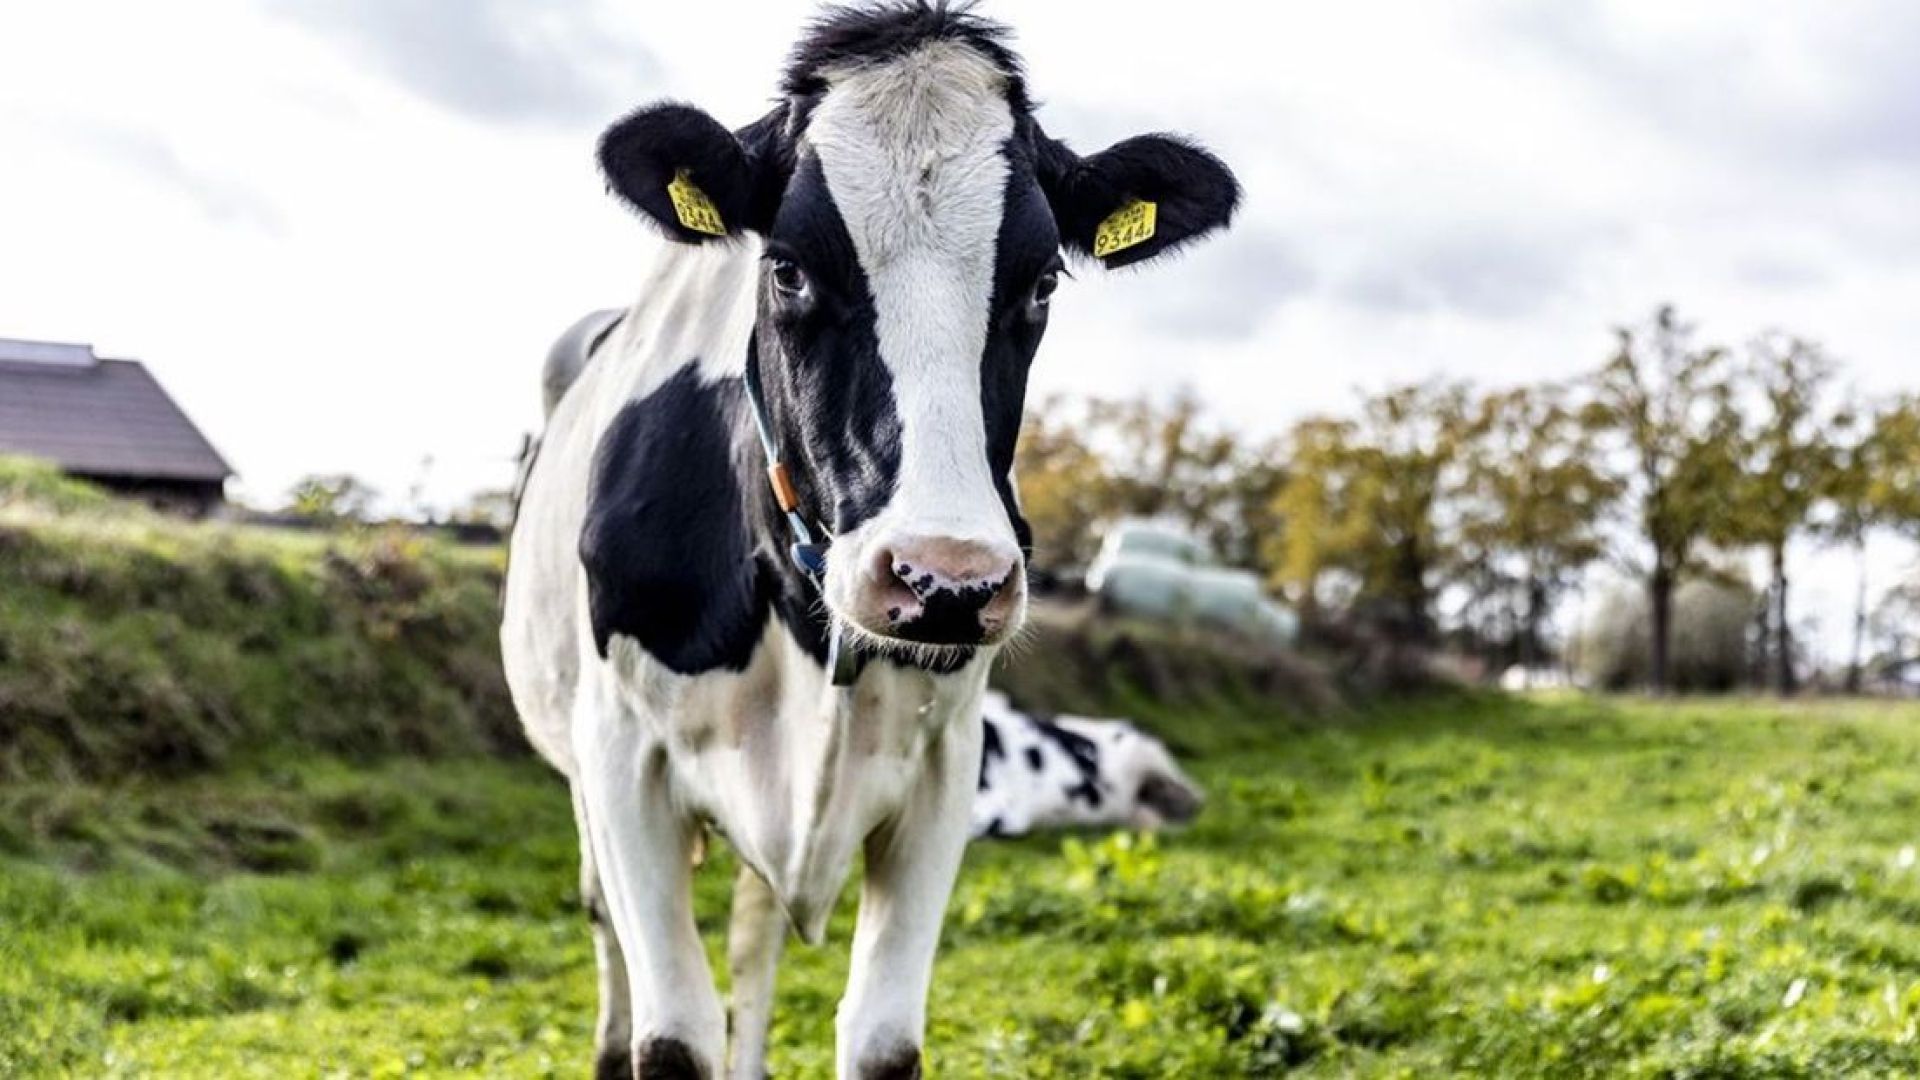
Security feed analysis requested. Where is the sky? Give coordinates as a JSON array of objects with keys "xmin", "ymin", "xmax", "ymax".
[{"xmin": 3, "ymin": 1, "xmax": 1918, "ymax": 660}]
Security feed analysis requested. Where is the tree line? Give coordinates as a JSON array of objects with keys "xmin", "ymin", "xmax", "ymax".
[{"xmin": 1016, "ymin": 305, "xmax": 1920, "ymax": 695}]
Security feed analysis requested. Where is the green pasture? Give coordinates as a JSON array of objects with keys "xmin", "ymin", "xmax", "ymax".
[{"xmin": 8, "ymin": 695, "xmax": 1920, "ymax": 1077}]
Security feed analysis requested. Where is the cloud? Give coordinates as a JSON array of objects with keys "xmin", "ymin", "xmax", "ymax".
[
  {"xmin": 1338, "ymin": 222, "xmax": 1611, "ymax": 321},
  {"xmin": 1124, "ymin": 229, "xmax": 1316, "ymax": 341},
  {"xmin": 1504, "ymin": 1, "xmax": 1920, "ymax": 172},
  {"xmin": 261, "ymin": 0, "xmax": 659, "ymax": 127},
  {"xmin": 67, "ymin": 122, "xmax": 285, "ymax": 234}
]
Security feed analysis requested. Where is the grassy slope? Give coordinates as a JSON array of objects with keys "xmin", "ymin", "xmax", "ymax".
[
  {"xmin": 0, "ymin": 461, "xmax": 517, "ymax": 782},
  {"xmin": 9, "ymin": 696, "xmax": 1920, "ymax": 1077}
]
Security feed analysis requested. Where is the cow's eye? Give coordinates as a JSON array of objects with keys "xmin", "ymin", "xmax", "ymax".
[
  {"xmin": 770, "ymin": 258, "xmax": 809, "ymax": 300},
  {"xmin": 1024, "ymin": 267, "xmax": 1061, "ymax": 322},
  {"xmin": 1033, "ymin": 270, "xmax": 1059, "ymax": 306}
]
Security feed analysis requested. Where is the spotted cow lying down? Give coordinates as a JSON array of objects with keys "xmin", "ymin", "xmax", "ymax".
[{"xmin": 973, "ymin": 692, "xmax": 1205, "ymax": 839}]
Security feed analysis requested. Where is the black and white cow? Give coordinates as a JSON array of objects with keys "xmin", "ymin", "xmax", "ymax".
[
  {"xmin": 501, "ymin": 5, "xmax": 1238, "ymax": 1077},
  {"xmin": 972, "ymin": 692, "xmax": 1204, "ymax": 839}
]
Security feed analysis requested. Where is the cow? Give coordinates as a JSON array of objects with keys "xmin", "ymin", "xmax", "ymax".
[
  {"xmin": 500, "ymin": 5, "xmax": 1239, "ymax": 1077},
  {"xmin": 972, "ymin": 691, "xmax": 1204, "ymax": 839}
]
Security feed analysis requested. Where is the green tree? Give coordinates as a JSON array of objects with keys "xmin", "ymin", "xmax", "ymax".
[
  {"xmin": 1846, "ymin": 396, "xmax": 1920, "ymax": 689},
  {"xmin": 285, "ymin": 474, "xmax": 379, "ymax": 524},
  {"xmin": 1870, "ymin": 395, "xmax": 1920, "ymax": 529},
  {"xmin": 1086, "ymin": 389, "xmax": 1250, "ymax": 559},
  {"xmin": 1267, "ymin": 416, "xmax": 1364, "ymax": 620},
  {"xmin": 1587, "ymin": 306, "xmax": 1743, "ymax": 693},
  {"xmin": 1724, "ymin": 334, "xmax": 1842, "ymax": 695},
  {"xmin": 1016, "ymin": 390, "xmax": 1279, "ymax": 577},
  {"xmin": 1013, "ymin": 395, "xmax": 1115, "ymax": 575},
  {"xmin": 1272, "ymin": 382, "xmax": 1471, "ymax": 642},
  {"xmin": 1457, "ymin": 382, "xmax": 1621, "ymax": 671}
]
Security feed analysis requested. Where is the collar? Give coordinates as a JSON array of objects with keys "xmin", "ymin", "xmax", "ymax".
[{"xmin": 743, "ymin": 356, "xmax": 862, "ymax": 687}]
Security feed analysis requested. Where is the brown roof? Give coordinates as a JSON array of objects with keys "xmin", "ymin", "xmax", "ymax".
[{"xmin": 0, "ymin": 347, "xmax": 233, "ymax": 484}]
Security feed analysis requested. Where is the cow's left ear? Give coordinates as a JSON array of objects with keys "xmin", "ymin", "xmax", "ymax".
[
  {"xmin": 599, "ymin": 102, "xmax": 780, "ymax": 242},
  {"xmin": 1038, "ymin": 131, "xmax": 1241, "ymax": 269}
]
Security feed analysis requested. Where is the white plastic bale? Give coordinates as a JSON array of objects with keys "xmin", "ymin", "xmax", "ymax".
[{"xmin": 1092, "ymin": 555, "xmax": 1192, "ymax": 620}]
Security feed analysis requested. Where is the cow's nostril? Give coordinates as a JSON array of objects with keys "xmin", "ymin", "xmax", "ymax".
[{"xmin": 865, "ymin": 537, "xmax": 1024, "ymax": 645}]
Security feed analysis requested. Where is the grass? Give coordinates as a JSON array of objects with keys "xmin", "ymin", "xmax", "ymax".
[
  {"xmin": 0, "ymin": 462, "xmax": 516, "ymax": 782},
  {"xmin": 9, "ymin": 694, "xmax": 1920, "ymax": 1076}
]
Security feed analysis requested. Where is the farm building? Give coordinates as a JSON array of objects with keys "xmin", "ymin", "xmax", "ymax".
[{"xmin": 0, "ymin": 337, "xmax": 232, "ymax": 516}]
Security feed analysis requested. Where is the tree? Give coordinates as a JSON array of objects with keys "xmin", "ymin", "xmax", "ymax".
[
  {"xmin": 1587, "ymin": 306, "xmax": 1743, "ymax": 693},
  {"xmin": 1085, "ymin": 389, "xmax": 1250, "ymax": 559},
  {"xmin": 1015, "ymin": 390, "xmax": 1278, "ymax": 579},
  {"xmin": 284, "ymin": 474, "xmax": 379, "ymax": 524},
  {"xmin": 1870, "ymin": 395, "xmax": 1920, "ymax": 530},
  {"xmin": 1724, "ymin": 334, "xmax": 1841, "ymax": 695},
  {"xmin": 1267, "ymin": 416, "xmax": 1364, "ymax": 620},
  {"xmin": 1457, "ymin": 382, "xmax": 1621, "ymax": 672},
  {"xmin": 1014, "ymin": 395, "xmax": 1115, "ymax": 575},
  {"xmin": 1270, "ymin": 382, "xmax": 1471, "ymax": 642},
  {"xmin": 1816, "ymin": 394, "xmax": 1920, "ymax": 692},
  {"xmin": 450, "ymin": 487, "xmax": 518, "ymax": 530}
]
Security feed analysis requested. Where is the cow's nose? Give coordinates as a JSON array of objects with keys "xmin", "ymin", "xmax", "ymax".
[{"xmin": 865, "ymin": 536, "xmax": 1023, "ymax": 645}]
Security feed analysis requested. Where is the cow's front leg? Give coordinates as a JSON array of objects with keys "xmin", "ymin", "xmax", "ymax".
[
  {"xmin": 726, "ymin": 863, "xmax": 787, "ymax": 1080},
  {"xmin": 574, "ymin": 788, "xmax": 635, "ymax": 1080},
  {"xmin": 835, "ymin": 719, "xmax": 981, "ymax": 1080},
  {"xmin": 575, "ymin": 710, "xmax": 726, "ymax": 1079}
]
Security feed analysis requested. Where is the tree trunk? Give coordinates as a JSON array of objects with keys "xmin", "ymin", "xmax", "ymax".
[
  {"xmin": 1847, "ymin": 536, "xmax": 1868, "ymax": 695},
  {"xmin": 1519, "ymin": 573, "xmax": 1544, "ymax": 677},
  {"xmin": 1772, "ymin": 542, "xmax": 1794, "ymax": 696},
  {"xmin": 1649, "ymin": 567, "xmax": 1674, "ymax": 695}
]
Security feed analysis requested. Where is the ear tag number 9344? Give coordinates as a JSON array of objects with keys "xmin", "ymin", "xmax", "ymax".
[
  {"xmin": 1093, "ymin": 198, "xmax": 1157, "ymax": 258},
  {"xmin": 668, "ymin": 170, "xmax": 727, "ymax": 236}
]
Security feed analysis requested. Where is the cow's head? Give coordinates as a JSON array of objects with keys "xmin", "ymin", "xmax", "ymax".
[{"xmin": 597, "ymin": 4, "xmax": 1238, "ymax": 660}]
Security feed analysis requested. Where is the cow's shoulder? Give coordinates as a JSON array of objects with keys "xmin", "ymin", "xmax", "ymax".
[{"xmin": 580, "ymin": 364, "xmax": 767, "ymax": 673}]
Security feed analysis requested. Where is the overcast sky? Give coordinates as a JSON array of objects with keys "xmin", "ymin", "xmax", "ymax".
[{"xmin": 4, "ymin": 1, "xmax": 1917, "ymax": 657}]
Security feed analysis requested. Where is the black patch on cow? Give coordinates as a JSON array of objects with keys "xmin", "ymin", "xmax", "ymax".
[
  {"xmin": 1033, "ymin": 719, "xmax": 1104, "ymax": 809},
  {"xmin": 1140, "ymin": 772, "xmax": 1204, "ymax": 824},
  {"xmin": 582, "ymin": 367, "xmax": 764, "ymax": 671},
  {"xmin": 600, "ymin": 104, "xmax": 761, "ymax": 243},
  {"xmin": 983, "ymin": 816, "xmax": 1006, "ymax": 838},
  {"xmin": 595, "ymin": 1046, "xmax": 633, "ymax": 1080},
  {"xmin": 979, "ymin": 718, "xmax": 1004, "ymax": 791},
  {"xmin": 756, "ymin": 157, "xmax": 903, "ymax": 539},
  {"xmin": 1032, "ymin": 125, "xmax": 1241, "ymax": 270},
  {"xmin": 635, "ymin": 1035, "xmax": 708, "ymax": 1079},
  {"xmin": 896, "ymin": 581, "xmax": 1003, "ymax": 647},
  {"xmin": 855, "ymin": 1044, "xmax": 923, "ymax": 1080},
  {"xmin": 979, "ymin": 137, "xmax": 1059, "ymax": 559},
  {"xmin": 1024, "ymin": 746, "xmax": 1044, "ymax": 772}
]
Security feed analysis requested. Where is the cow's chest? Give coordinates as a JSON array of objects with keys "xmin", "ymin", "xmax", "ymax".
[{"xmin": 612, "ymin": 622, "xmax": 989, "ymax": 940}]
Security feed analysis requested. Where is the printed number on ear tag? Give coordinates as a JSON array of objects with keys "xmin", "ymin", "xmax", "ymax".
[
  {"xmin": 1093, "ymin": 198, "xmax": 1157, "ymax": 258},
  {"xmin": 667, "ymin": 170, "xmax": 727, "ymax": 236}
]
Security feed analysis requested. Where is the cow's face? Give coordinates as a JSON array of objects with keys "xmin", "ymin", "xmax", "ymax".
[{"xmin": 596, "ymin": 24, "xmax": 1238, "ymax": 661}]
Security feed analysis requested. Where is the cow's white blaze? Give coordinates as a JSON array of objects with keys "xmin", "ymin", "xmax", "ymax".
[{"xmin": 804, "ymin": 43, "xmax": 1022, "ymax": 641}]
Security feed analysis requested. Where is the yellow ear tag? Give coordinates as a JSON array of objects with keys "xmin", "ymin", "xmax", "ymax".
[
  {"xmin": 667, "ymin": 170, "xmax": 727, "ymax": 236},
  {"xmin": 1092, "ymin": 198, "xmax": 1157, "ymax": 258}
]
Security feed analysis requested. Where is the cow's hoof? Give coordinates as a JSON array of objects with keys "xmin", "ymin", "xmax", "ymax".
[
  {"xmin": 594, "ymin": 1045, "xmax": 633, "ymax": 1080},
  {"xmin": 634, "ymin": 1036, "xmax": 708, "ymax": 1080},
  {"xmin": 859, "ymin": 1046, "xmax": 921, "ymax": 1080}
]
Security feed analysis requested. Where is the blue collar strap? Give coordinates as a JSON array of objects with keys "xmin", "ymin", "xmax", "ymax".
[{"xmin": 742, "ymin": 359, "xmax": 861, "ymax": 686}]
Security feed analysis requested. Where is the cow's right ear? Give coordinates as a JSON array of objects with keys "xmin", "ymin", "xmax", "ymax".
[{"xmin": 599, "ymin": 102, "xmax": 772, "ymax": 242}]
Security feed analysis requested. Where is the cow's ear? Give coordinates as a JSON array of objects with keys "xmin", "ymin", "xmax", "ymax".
[
  {"xmin": 599, "ymin": 102, "xmax": 779, "ymax": 242},
  {"xmin": 1037, "ymin": 131, "xmax": 1240, "ymax": 269}
]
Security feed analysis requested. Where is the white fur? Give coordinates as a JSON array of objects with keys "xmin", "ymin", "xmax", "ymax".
[{"xmin": 806, "ymin": 43, "xmax": 1026, "ymax": 637}]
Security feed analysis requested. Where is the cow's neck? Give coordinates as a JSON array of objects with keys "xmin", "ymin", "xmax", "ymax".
[{"xmin": 738, "ymin": 336, "xmax": 835, "ymax": 669}]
